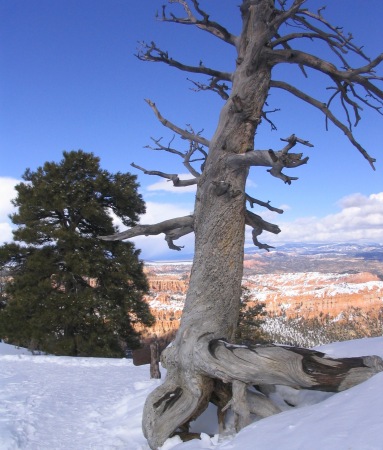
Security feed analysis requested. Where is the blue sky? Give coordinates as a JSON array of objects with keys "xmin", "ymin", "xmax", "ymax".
[{"xmin": 1, "ymin": 0, "xmax": 383, "ymax": 260}]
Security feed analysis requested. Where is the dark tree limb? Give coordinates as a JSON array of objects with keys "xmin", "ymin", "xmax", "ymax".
[
  {"xmin": 275, "ymin": 10, "xmax": 371, "ymax": 69},
  {"xmin": 184, "ymin": 142, "xmax": 207, "ymax": 177},
  {"xmin": 261, "ymin": 108, "xmax": 280, "ymax": 131}
]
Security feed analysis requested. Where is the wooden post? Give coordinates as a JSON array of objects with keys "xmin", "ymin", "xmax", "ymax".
[{"xmin": 150, "ymin": 335, "xmax": 161, "ymax": 379}]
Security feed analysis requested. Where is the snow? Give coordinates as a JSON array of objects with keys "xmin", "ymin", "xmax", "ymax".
[
  {"xmin": 245, "ymin": 272, "xmax": 383, "ymax": 300},
  {"xmin": 1, "ymin": 337, "xmax": 383, "ymax": 450}
]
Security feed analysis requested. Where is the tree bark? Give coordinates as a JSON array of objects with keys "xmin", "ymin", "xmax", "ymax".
[
  {"xmin": 136, "ymin": 2, "xmax": 383, "ymax": 448},
  {"xmin": 142, "ymin": 3, "xmax": 383, "ymax": 448}
]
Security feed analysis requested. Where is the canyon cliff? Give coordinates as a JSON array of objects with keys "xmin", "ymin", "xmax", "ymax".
[{"xmin": 139, "ymin": 261, "xmax": 383, "ymax": 340}]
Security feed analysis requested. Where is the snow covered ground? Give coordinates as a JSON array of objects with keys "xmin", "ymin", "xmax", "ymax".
[{"xmin": 1, "ymin": 337, "xmax": 383, "ymax": 450}]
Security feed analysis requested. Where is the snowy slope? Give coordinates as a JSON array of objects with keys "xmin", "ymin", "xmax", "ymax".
[{"xmin": 1, "ymin": 338, "xmax": 383, "ymax": 450}]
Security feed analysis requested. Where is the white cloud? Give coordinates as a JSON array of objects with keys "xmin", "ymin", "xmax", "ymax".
[
  {"xmin": 146, "ymin": 174, "xmax": 197, "ymax": 194},
  {"xmin": 139, "ymin": 201, "xmax": 194, "ymax": 225},
  {"xmin": 0, "ymin": 222, "xmax": 14, "ymax": 244},
  {"xmin": 251, "ymin": 192, "xmax": 383, "ymax": 246},
  {"xmin": 0, "ymin": 177, "xmax": 18, "ymax": 219},
  {"xmin": 127, "ymin": 191, "xmax": 383, "ymax": 259},
  {"xmin": 132, "ymin": 233, "xmax": 195, "ymax": 261},
  {"xmin": 0, "ymin": 177, "xmax": 19, "ymax": 244},
  {"xmin": 246, "ymin": 179, "xmax": 257, "ymax": 189}
]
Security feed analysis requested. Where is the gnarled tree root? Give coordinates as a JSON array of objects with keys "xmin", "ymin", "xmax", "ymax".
[{"xmin": 142, "ymin": 338, "xmax": 383, "ymax": 449}]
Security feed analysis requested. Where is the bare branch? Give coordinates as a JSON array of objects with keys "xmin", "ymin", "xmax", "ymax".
[
  {"xmin": 131, "ymin": 163, "xmax": 198, "ymax": 187},
  {"xmin": 273, "ymin": 8, "xmax": 371, "ymax": 70},
  {"xmin": 165, "ymin": 224, "xmax": 194, "ymax": 251},
  {"xmin": 295, "ymin": 9, "xmax": 373, "ymax": 63},
  {"xmin": 261, "ymin": 108, "xmax": 280, "ymax": 131},
  {"xmin": 228, "ymin": 135, "xmax": 311, "ymax": 184},
  {"xmin": 145, "ymin": 136, "xmax": 185, "ymax": 158},
  {"xmin": 272, "ymin": 32, "xmax": 337, "ymax": 49},
  {"xmin": 136, "ymin": 41, "xmax": 232, "ymax": 81},
  {"xmin": 184, "ymin": 140, "xmax": 206, "ymax": 177},
  {"xmin": 145, "ymin": 99, "xmax": 210, "ymax": 147},
  {"xmin": 143, "ymin": 135, "xmax": 206, "ymax": 178},
  {"xmin": 269, "ymin": 0, "xmax": 306, "ymax": 30},
  {"xmin": 326, "ymin": 81, "xmax": 361, "ymax": 129},
  {"xmin": 99, "ymin": 215, "xmax": 194, "ymax": 251},
  {"xmin": 265, "ymin": 49, "xmax": 383, "ymax": 101},
  {"xmin": 246, "ymin": 210, "xmax": 281, "ymax": 236},
  {"xmin": 246, "ymin": 210, "xmax": 281, "ymax": 252},
  {"xmin": 187, "ymin": 77, "xmax": 230, "ymax": 100},
  {"xmin": 160, "ymin": 0, "xmax": 237, "ymax": 46},
  {"xmin": 246, "ymin": 194, "xmax": 284, "ymax": 214},
  {"xmin": 270, "ymin": 80, "xmax": 377, "ymax": 168}
]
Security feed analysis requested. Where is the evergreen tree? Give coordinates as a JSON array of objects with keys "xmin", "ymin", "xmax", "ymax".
[
  {"xmin": 0, "ymin": 150, "xmax": 154, "ymax": 357},
  {"xmin": 236, "ymin": 287, "xmax": 268, "ymax": 345}
]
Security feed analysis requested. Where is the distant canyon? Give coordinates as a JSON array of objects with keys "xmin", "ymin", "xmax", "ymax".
[{"xmin": 139, "ymin": 243, "xmax": 383, "ymax": 342}]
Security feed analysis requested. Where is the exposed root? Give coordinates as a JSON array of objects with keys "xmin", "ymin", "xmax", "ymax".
[{"xmin": 143, "ymin": 337, "xmax": 383, "ymax": 449}]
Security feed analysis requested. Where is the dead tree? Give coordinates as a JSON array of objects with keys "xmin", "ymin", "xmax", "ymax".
[{"xmin": 100, "ymin": 1, "xmax": 383, "ymax": 448}]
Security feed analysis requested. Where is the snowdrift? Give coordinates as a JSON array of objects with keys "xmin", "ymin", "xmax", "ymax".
[{"xmin": 1, "ymin": 337, "xmax": 382, "ymax": 449}]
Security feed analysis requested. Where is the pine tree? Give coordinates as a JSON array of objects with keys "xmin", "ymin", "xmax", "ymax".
[
  {"xmin": 236, "ymin": 287, "xmax": 268, "ymax": 345},
  {"xmin": 0, "ymin": 150, "xmax": 154, "ymax": 357}
]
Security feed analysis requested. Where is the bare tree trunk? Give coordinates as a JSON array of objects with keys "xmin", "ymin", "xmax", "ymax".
[
  {"xmin": 141, "ymin": 3, "xmax": 383, "ymax": 448},
  {"xmin": 91, "ymin": 1, "xmax": 383, "ymax": 447}
]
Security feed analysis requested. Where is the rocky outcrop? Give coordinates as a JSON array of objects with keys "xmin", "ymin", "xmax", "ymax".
[
  {"xmin": 137, "ymin": 275, "xmax": 188, "ymax": 338},
  {"xmin": 243, "ymin": 272, "xmax": 383, "ymax": 319},
  {"xmin": 140, "ymin": 266, "xmax": 383, "ymax": 339},
  {"xmin": 147, "ymin": 278, "xmax": 188, "ymax": 294}
]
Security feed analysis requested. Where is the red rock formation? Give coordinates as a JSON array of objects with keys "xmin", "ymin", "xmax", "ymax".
[
  {"xmin": 243, "ymin": 272, "xmax": 383, "ymax": 319},
  {"xmin": 137, "ymin": 275, "xmax": 188, "ymax": 338},
  {"xmin": 139, "ymin": 267, "xmax": 383, "ymax": 339}
]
